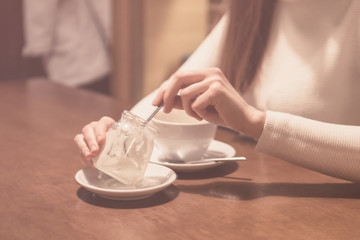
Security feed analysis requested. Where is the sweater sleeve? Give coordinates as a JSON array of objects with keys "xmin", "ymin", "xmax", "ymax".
[{"xmin": 256, "ymin": 111, "xmax": 360, "ymax": 182}]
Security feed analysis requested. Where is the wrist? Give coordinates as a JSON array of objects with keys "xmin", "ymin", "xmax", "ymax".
[{"xmin": 244, "ymin": 108, "xmax": 266, "ymax": 140}]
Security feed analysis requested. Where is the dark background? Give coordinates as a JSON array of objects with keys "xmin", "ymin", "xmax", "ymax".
[{"xmin": 0, "ymin": 0, "xmax": 45, "ymax": 80}]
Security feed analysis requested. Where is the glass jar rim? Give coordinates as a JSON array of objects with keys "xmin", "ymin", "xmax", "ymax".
[{"xmin": 121, "ymin": 110, "xmax": 158, "ymax": 135}]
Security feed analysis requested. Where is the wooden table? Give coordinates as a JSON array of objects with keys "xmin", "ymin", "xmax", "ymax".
[{"xmin": 1, "ymin": 79, "xmax": 360, "ymax": 240}]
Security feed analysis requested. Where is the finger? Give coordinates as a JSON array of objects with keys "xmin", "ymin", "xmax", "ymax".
[
  {"xmin": 82, "ymin": 122, "xmax": 99, "ymax": 155},
  {"xmin": 152, "ymin": 80, "xmax": 170, "ymax": 106},
  {"xmin": 172, "ymin": 95, "xmax": 184, "ymax": 110},
  {"xmin": 95, "ymin": 116, "xmax": 115, "ymax": 145},
  {"xmin": 163, "ymin": 71, "xmax": 206, "ymax": 113},
  {"xmin": 152, "ymin": 87, "xmax": 166, "ymax": 106},
  {"xmin": 179, "ymin": 81, "xmax": 210, "ymax": 120},
  {"xmin": 191, "ymin": 88, "xmax": 223, "ymax": 125},
  {"xmin": 74, "ymin": 134, "xmax": 93, "ymax": 162},
  {"xmin": 79, "ymin": 149, "xmax": 95, "ymax": 168}
]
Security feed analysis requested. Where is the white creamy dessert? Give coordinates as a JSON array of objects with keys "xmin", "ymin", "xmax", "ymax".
[{"xmin": 92, "ymin": 111, "xmax": 157, "ymax": 186}]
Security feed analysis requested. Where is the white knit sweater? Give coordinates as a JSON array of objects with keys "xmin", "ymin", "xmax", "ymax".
[
  {"xmin": 132, "ymin": 0, "xmax": 360, "ymax": 182},
  {"xmin": 254, "ymin": 0, "xmax": 360, "ymax": 182}
]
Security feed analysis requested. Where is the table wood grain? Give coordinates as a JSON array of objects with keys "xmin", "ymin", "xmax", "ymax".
[{"xmin": 1, "ymin": 79, "xmax": 360, "ymax": 240}]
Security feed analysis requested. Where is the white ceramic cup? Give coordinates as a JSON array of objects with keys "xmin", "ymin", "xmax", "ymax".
[{"xmin": 151, "ymin": 109, "xmax": 217, "ymax": 162}]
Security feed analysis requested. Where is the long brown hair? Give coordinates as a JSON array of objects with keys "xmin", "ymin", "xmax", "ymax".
[{"xmin": 221, "ymin": 0, "xmax": 277, "ymax": 92}]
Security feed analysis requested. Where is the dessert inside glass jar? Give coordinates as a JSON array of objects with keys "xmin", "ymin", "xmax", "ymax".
[{"xmin": 92, "ymin": 111, "xmax": 158, "ymax": 186}]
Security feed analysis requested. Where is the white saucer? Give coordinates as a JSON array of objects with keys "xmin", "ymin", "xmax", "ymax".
[
  {"xmin": 75, "ymin": 163, "xmax": 177, "ymax": 200},
  {"xmin": 150, "ymin": 140, "xmax": 236, "ymax": 172}
]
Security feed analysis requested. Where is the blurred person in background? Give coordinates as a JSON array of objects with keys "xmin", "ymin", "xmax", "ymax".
[
  {"xmin": 23, "ymin": 0, "xmax": 112, "ymax": 94},
  {"xmin": 75, "ymin": 0, "xmax": 360, "ymax": 182}
]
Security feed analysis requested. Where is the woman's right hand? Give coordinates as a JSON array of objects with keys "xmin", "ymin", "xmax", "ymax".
[
  {"xmin": 74, "ymin": 116, "xmax": 115, "ymax": 166},
  {"xmin": 152, "ymin": 68, "xmax": 266, "ymax": 139}
]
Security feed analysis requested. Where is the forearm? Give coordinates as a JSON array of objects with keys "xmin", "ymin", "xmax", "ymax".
[{"xmin": 257, "ymin": 111, "xmax": 360, "ymax": 182}]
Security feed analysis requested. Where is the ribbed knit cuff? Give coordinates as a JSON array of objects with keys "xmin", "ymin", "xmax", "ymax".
[
  {"xmin": 255, "ymin": 111, "xmax": 360, "ymax": 182},
  {"xmin": 256, "ymin": 111, "xmax": 285, "ymax": 154}
]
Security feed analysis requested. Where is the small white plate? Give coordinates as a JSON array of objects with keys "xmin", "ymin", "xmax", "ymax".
[
  {"xmin": 75, "ymin": 163, "xmax": 177, "ymax": 200},
  {"xmin": 150, "ymin": 140, "xmax": 236, "ymax": 172}
]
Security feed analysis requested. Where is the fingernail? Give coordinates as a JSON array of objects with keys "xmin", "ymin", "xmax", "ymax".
[
  {"xmin": 90, "ymin": 145, "xmax": 97, "ymax": 153},
  {"xmin": 84, "ymin": 150, "xmax": 91, "ymax": 158},
  {"xmin": 163, "ymin": 106, "xmax": 169, "ymax": 113},
  {"xmin": 96, "ymin": 135, "xmax": 102, "ymax": 142}
]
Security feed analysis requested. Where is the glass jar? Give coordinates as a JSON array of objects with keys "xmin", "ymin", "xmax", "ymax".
[{"xmin": 92, "ymin": 111, "xmax": 158, "ymax": 186}]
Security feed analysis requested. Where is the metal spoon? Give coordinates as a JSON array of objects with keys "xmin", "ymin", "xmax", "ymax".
[
  {"xmin": 164, "ymin": 156, "xmax": 246, "ymax": 165},
  {"xmin": 125, "ymin": 103, "xmax": 163, "ymax": 155},
  {"xmin": 141, "ymin": 102, "xmax": 164, "ymax": 128}
]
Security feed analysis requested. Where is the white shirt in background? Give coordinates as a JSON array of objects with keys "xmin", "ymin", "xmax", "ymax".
[{"xmin": 22, "ymin": 0, "xmax": 112, "ymax": 87}]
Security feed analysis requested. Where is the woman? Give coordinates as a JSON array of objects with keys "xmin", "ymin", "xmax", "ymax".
[{"xmin": 75, "ymin": 0, "xmax": 360, "ymax": 182}]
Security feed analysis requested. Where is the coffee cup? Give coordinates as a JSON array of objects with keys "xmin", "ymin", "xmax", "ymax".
[{"xmin": 151, "ymin": 109, "xmax": 217, "ymax": 162}]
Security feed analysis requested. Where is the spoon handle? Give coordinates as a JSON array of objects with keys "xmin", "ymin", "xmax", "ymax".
[
  {"xmin": 126, "ymin": 103, "xmax": 163, "ymax": 156},
  {"xmin": 187, "ymin": 157, "xmax": 246, "ymax": 164},
  {"xmin": 141, "ymin": 102, "xmax": 163, "ymax": 127}
]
